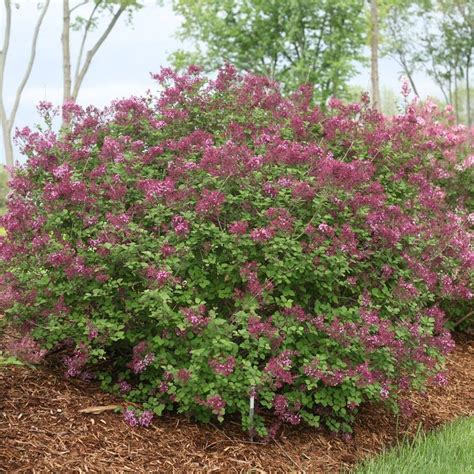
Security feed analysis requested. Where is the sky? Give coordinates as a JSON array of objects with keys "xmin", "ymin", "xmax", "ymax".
[{"xmin": 1, "ymin": 0, "xmax": 443, "ymax": 164}]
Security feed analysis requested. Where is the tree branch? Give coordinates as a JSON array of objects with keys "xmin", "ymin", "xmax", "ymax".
[
  {"xmin": 0, "ymin": 0, "xmax": 12, "ymax": 94},
  {"xmin": 8, "ymin": 0, "xmax": 50, "ymax": 135},
  {"xmin": 453, "ymin": 310, "xmax": 473, "ymax": 328},
  {"xmin": 69, "ymin": 0, "xmax": 88, "ymax": 15},
  {"xmin": 423, "ymin": 23, "xmax": 450, "ymax": 104},
  {"xmin": 73, "ymin": 1, "xmax": 100, "ymax": 84},
  {"xmin": 72, "ymin": 4, "xmax": 126, "ymax": 100}
]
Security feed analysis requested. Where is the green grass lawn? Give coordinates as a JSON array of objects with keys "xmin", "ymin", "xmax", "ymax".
[{"xmin": 354, "ymin": 417, "xmax": 474, "ymax": 474}]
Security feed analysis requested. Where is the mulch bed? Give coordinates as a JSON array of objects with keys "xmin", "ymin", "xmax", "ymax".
[{"xmin": 1, "ymin": 334, "xmax": 473, "ymax": 473}]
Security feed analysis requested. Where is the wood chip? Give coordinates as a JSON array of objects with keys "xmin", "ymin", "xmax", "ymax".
[
  {"xmin": 0, "ymin": 332, "xmax": 472, "ymax": 473},
  {"xmin": 78, "ymin": 405, "xmax": 121, "ymax": 414}
]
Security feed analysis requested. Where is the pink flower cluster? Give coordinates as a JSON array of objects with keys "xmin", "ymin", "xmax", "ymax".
[
  {"xmin": 172, "ymin": 215, "xmax": 190, "ymax": 236},
  {"xmin": 205, "ymin": 395, "xmax": 226, "ymax": 415},
  {"xmin": 195, "ymin": 189, "xmax": 225, "ymax": 216},
  {"xmin": 265, "ymin": 351, "xmax": 297, "ymax": 387},
  {"xmin": 208, "ymin": 356, "xmax": 236, "ymax": 376},
  {"xmin": 145, "ymin": 266, "xmax": 171, "ymax": 286},
  {"xmin": 128, "ymin": 342, "xmax": 155, "ymax": 374},
  {"xmin": 273, "ymin": 394, "xmax": 301, "ymax": 425},
  {"xmin": 123, "ymin": 408, "xmax": 154, "ymax": 427},
  {"xmin": 181, "ymin": 305, "xmax": 209, "ymax": 328},
  {"xmin": 64, "ymin": 343, "xmax": 89, "ymax": 378},
  {"xmin": 8, "ymin": 335, "xmax": 47, "ymax": 364}
]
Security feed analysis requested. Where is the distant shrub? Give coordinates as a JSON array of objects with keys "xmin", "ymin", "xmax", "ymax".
[
  {"xmin": 0, "ymin": 66, "xmax": 472, "ymax": 436},
  {"xmin": 0, "ymin": 167, "xmax": 9, "ymax": 215}
]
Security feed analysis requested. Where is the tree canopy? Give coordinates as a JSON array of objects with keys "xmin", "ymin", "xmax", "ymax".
[{"xmin": 171, "ymin": 0, "xmax": 366, "ymax": 102}]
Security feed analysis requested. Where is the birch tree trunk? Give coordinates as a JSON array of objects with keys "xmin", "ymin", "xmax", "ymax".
[
  {"xmin": 370, "ymin": 0, "xmax": 381, "ymax": 111},
  {"xmin": 0, "ymin": 0, "xmax": 50, "ymax": 168},
  {"xmin": 454, "ymin": 71, "xmax": 460, "ymax": 124},
  {"xmin": 62, "ymin": 0, "xmax": 129, "ymax": 107},
  {"xmin": 0, "ymin": 0, "xmax": 12, "ymax": 167},
  {"xmin": 467, "ymin": 58, "xmax": 471, "ymax": 127},
  {"xmin": 71, "ymin": 4, "xmax": 126, "ymax": 101},
  {"xmin": 1, "ymin": 118, "xmax": 13, "ymax": 168},
  {"xmin": 62, "ymin": 0, "xmax": 72, "ymax": 103}
]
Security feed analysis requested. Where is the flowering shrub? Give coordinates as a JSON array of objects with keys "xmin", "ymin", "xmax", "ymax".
[
  {"xmin": 420, "ymin": 105, "xmax": 473, "ymax": 331},
  {"xmin": 1, "ymin": 66, "xmax": 472, "ymax": 436}
]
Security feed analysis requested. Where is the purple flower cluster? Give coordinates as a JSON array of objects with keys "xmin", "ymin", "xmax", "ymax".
[
  {"xmin": 64, "ymin": 343, "xmax": 89, "ymax": 377},
  {"xmin": 119, "ymin": 381, "xmax": 132, "ymax": 394},
  {"xmin": 172, "ymin": 215, "xmax": 190, "ymax": 236},
  {"xmin": 128, "ymin": 342, "xmax": 155, "ymax": 374},
  {"xmin": 195, "ymin": 189, "xmax": 225, "ymax": 216},
  {"xmin": 273, "ymin": 394, "xmax": 301, "ymax": 425},
  {"xmin": 8, "ymin": 335, "xmax": 47, "ymax": 364},
  {"xmin": 250, "ymin": 227, "xmax": 275, "ymax": 243},
  {"xmin": 145, "ymin": 266, "xmax": 171, "ymax": 286},
  {"xmin": 181, "ymin": 305, "xmax": 209, "ymax": 328},
  {"xmin": 228, "ymin": 220, "xmax": 249, "ymax": 235},
  {"xmin": 123, "ymin": 408, "xmax": 154, "ymax": 427},
  {"xmin": 208, "ymin": 356, "xmax": 236, "ymax": 376},
  {"xmin": 205, "ymin": 395, "xmax": 226, "ymax": 415},
  {"xmin": 265, "ymin": 351, "xmax": 297, "ymax": 387}
]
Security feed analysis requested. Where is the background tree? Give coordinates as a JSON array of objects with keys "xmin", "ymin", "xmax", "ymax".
[
  {"xmin": 369, "ymin": 0, "xmax": 381, "ymax": 110},
  {"xmin": 380, "ymin": 85, "xmax": 399, "ymax": 114},
  {"xmin": 171, "ymin": 0, "xmax": 366, "ymax": 103},
  {"xmin": 0, "ymin": 0, "xmax": 50, "ymax": 168},
  {"xmin": 422, "ymin": 12, "xmax": 458, "ymax": 112},
  {"xmin": 1, "ymin": 0, "xmax": 143, "ymax": 167},
  {"xmin": 436, "ymin": 0, "xmax": 473, "ymax": 126},
  {"xmin": 62, "ymin": 0, "xmax": 141, "ymax": 104},
  {"xmin": 382, "ymin": 1, "xmax": 425, "ymax": 96},
  {"xmin": 454, "ymin": 86, "xmax": 474, "ymax": 126},
  {"xmin": 380, "ymin": 0, "xmax": 473, "ymax": 125}
]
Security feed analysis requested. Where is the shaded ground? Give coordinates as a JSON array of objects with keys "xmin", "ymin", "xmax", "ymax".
[{"xmin": 1, "ymin": 335, "xmax": 473, "ymax": 473}]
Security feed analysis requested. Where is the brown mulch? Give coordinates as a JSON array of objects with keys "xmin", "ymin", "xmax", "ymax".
[{"xmin": 0, "ymin": 335, "xmax": 473, "ymax": 473}]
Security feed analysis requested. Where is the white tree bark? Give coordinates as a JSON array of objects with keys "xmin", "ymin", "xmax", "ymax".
[
  {"xmin": 74, "ymin": 2, "xmax": 100, "ymax": 85},
  {"xmin": 467, "ymin": 59, "xmax": 471, "ymax": 127},
  {"xmin": 0, "ymin": 0, "xmax": 13, "ymax": 168},
  {"xmin": 62, "ymin": 0, "xmax": 72, "ymax": 103},
  {"xmin": 71, "ymin": 4, "xmax": 126, "ymax": 101},
  {"xmin": 0, "ymin": 0, "xmax": 50, "ymax": 168},
  {"xmin": 62, "ymin": 1, "xmax": 127, "ymax": 105},
  {"xmin": 370, "ymin": 0, "xmax": 381, "ymax": 111}
]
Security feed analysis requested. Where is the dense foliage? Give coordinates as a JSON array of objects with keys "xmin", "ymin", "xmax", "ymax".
[
  {"xmin": 1, "ymin": 66, "xmax": 472, "ymax": 436},
  {"xmin": 171, "ymin": 0, "xmax": 366, "ymax": 101}
]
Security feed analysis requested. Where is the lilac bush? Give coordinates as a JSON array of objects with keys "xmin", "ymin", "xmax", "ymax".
[{"xmin": 0, "ymin": 65, "xmax": 472, "ymax": 436}]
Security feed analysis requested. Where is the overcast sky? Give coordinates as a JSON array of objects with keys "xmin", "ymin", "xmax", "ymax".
[{"xmin": 1, "ymin": 0, "xmax": 442, "ymax": 164}]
